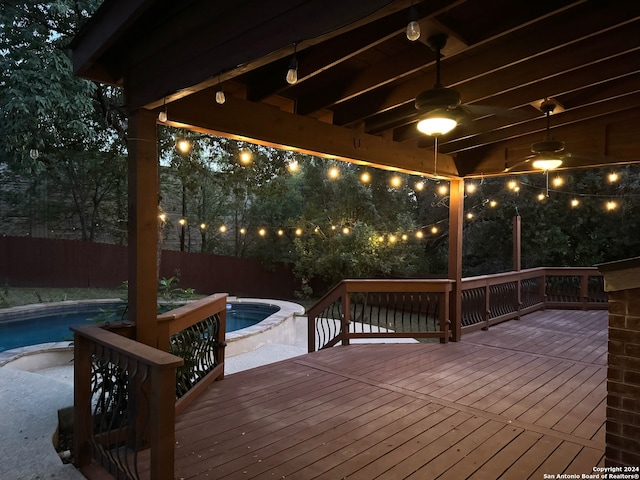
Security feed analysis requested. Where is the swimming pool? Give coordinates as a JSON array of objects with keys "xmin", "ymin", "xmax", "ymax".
[{"xmin": 0, "ymin": 300, "xmax": 280, "ymax": 353}]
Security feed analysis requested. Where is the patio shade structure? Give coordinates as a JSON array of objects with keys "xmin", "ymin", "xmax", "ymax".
[{"xmin": 71, "ymin": 0, "xmax": 640, "ymax": 346}]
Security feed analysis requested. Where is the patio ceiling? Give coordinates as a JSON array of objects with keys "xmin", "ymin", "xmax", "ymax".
[{"xmin": 72, "ymin": 0, "xmax": 640, "ymax": 179}]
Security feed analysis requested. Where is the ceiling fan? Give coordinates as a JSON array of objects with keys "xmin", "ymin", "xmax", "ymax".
[
  {"xmin": 414, "ymin": 33, "xmax": 518, "ymax": 136},
  {"xmin": 504, "ymin": 98, "xmax": 566, "ymax": 172}
]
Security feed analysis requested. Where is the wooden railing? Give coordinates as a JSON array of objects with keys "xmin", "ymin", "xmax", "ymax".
[
  {"xmin": 72, "ymin": 324, "xmax": 183, "ymax": 480},
  {"xmin": 308, "ymin": 267, "xmax": 606, "ymax": 350},
  {"xmin": 157, "ymin": 293, "xmax": 228, "ymax": 415},
  {"xmin": 307, "ymin": 279, "xmax": 454, "ymax": 352},
  {"xmin": 73, "ymin": 293, "xmax": 228, "ymax": 479},
  {"xmin": 461, "ymin": 267, "xmax": 606, "ymax": 333}
]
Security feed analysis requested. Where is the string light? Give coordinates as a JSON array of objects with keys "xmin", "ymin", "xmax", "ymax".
[
  {"xmin": 288, "ymin": 160, "xmax": 299, "ymax": 172},
  {"xmin": 342, "ymin": 227, "xmax": 350, "ymax": 235},
  {"xmin": 571, "ymin": 198, "xmax": 580, "ymax": 208},
  {"xmin": 378, "ymin": 235, "xmax": 385, "ymax": 242},
  {"xmin": 606, "ymin": 200, "xmax": 618, "ymax": 211},
  {"xmin": 466, "ymin": 183, "xmax": 476, "ymax": 194},
  {"xmin": 219, "ymin": 225, "xmax": 227, "ymax": 233},
  {"xmin": 401, "ymin": 234, "xmax": 408, "ymax": 241},
  {"xmin": 416, "ymin": 231, "xmax": 424, "ymax": 239},
  {"xmin": 158, "ymin": 213, "xmax": 167, "ymax": 222},
  {"xmin": 328, "ymin": 166, "xmax": 340, "ymax": 179},
  {"xmin": 390, "ymin": 175, "xmax": 402, "ymax": 188},
  {"xmin": 406, "ymin": 2, "xmax": 421, "ymax": 41},
  {"xmin": 430, "ymin": 226, "xmax": 438, "ymax": 234},
  {"xmin": 389, "ymin": 234, "xmax": 397, "ymax": 243},
  {"xmin": 537, "ymin": 193, "xmax": 546, "ymax": 201},
  {"xmin": 277, "ymin": 229, "xmax": 284, "ymax": 236},
  {"xmin": 437, "ymin": 184, "xmax": 448, "ymax": 195},
  {"xmin": 360, "ymin": 171, "xmax": 371, "ymax": 184},
  {"xmin": 508, "ymin": 180, "xmax": 518, "ymax": 190},
  {"xmin": 200, "ymin": 223, "xmax": 207, "ymax": 230},
  {"xmin": 552, "ymin": 176, "xmax": 563, "ymax": 187},
  {"xmin": 295, "ymin": 228, "xmax": 303, "ymax": 236},
  {"xmin": 215, "ymin": 75, "xmax": 226, "ymax": 104},
  {"xmin": 489, "ymin": 200, "xmax": 498, "ymax": 207},
  {"xmin": 258, "ymin": 228, "xmax": 267, "ymax": 237},
  {"xmin": 178, "ymin": 218, "xmax": 187, "ymax": 226},
  {"xmin": 466, "ymin": 212, "xmax": 474, "ymax": 220},
  {"xmin": 239, "ymin": 149, "xmax": 252, "ymax": 165},
  {"xmin": 608, "ymin": 172, "xmax": 619, "ymax": 183},
  {"xmin": 240, "ymin": 228, "xmax": 246, "ymax": 235},
  {"xmin": 286, "ymin": 43, "xmax": 298, "ymax": 85},
  {"xmin": 414, "ymin": 181, "xmax": 424, "ymax": 191},
  {"xmin": 158, "ymin": 98, "xmax": 168, "ymax": 122},
  {"xmin": 176, "ymin": 139, "xmax": 191, "ymax": 154}
]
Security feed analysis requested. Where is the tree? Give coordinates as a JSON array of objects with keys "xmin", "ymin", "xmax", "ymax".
[{"xmin": 0, "ymin": 0, "xmax": 127, "ymax": 241}]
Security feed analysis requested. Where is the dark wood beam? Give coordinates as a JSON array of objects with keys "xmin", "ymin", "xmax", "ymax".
[
  {"xmin": 124, "ymin": 0, "xmax": 407, "ymax": 109},
  {"xmin": 164, "ymin": 91, "xmax": 459, "ymax": 178}
]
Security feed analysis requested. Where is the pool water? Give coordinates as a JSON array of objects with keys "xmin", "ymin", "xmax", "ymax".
[{"xmin": 0, "ymin": 302, "xmax": 280, "ymax": 353}]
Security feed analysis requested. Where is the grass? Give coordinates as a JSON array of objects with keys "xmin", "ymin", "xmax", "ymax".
[{"xmin": 0, "ymin": 287, "xmax": 126, "ymax": 309}]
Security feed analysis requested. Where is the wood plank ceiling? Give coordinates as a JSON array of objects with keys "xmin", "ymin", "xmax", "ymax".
[{"xmin": 72, "ymin": 0, "xmax": 640, "ymax": 178}]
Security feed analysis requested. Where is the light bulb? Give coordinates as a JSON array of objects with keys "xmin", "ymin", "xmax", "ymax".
[
  {"xmin": 215, "ymin": 89, "xmax": 226, "ymax": 104},
  {"xmin": 360, "ymin": 171, "xmax": 371, "ymax": 183},
  {"xmin": 406, "ymin": 20, "xmax": 420, "ymax": 41},
  {"xmin": 158, "ymin": 110, "xmax": 167, "ymax": 122},
  {"xmin": 571, "ymin": 198, "xmax": 580, "ymax": 208},
  {"xmin": 286, "ymin": 67, "xmax": 298, "ymax": 85}
]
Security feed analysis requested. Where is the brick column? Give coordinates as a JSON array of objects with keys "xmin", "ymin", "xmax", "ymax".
[{"xmin": 598, "ymin": 257, "xmax": 640, "ymax": 467}]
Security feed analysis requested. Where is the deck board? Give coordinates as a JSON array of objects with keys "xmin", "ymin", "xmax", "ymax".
[{"xmin": 173, "ymin": 309, "xmax": 607, "ymax": 479}]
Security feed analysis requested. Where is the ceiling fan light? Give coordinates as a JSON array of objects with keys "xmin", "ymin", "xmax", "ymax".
[
  {"xmin": 417, "ymin": 115, "xmax": 457, "ymax": 136},
  {"xmin": 532, "ymin": 156, "xmax": 563, "ymax": 170}
]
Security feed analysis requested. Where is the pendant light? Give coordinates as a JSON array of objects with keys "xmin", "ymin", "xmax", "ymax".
[{"xmin": 286, "ymin": 44, "xmax": 298, "ymax": 85}]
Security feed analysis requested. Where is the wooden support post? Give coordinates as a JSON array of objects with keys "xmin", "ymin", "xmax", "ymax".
[
  {"xmin": 513, "ymin": 215, "xmax": 521, "ymax": 272},
  {"xmin": 448, "ymin": 178, "xmax": 464, "ymax": 341},
  {"xmin": 513, "ymin": 215, "xmax": 522, "ymax": 318},
  {"xmin": 127, "ymin": 108, "xmax": 159, "ymax": 347}
]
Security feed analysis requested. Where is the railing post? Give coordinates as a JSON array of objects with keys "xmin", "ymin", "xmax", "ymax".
[
  {"xmin": 342, "ymin": 284, "xmax": 350, "ymax": 346},
  {"xmin": 483, "ymin": 283, "xmax": 490, "ymax": 331},
  {"xmin": 307, "ymin": 312, "xmax": 317, "ymax": 353},
  {"xmin": 73, "ymin": 332, "xmax": 93, "ymax": 470},
  {"xmin": 580, "ymin": 272, "xmax": 589, "ymax": 310},
  {"xmin": 150, "ymin": 365, "xmax": 179, "ymax": 480},
  {"xmin": 540, "ymin": 272, "xmax": 548, "ymax": 309},
  {"xmin": 216, "ymin": 308, "xmax": 227, "ymax": 380},
  {"xmin": 440, "ymin": 290, "xmax": 450, "ymax": 343}
]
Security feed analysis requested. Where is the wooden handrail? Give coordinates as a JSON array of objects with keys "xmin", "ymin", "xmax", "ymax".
[
  {"xmin": 72, "ymin": 324, "xmax": 183, "ymax": 480},
  {"xmin": 156, "ymin": 293, "xmax": 228, "ymax": 414},
  {"xmin": 308, "ymin": 279, "xmax": 454, "ymax": 351}
]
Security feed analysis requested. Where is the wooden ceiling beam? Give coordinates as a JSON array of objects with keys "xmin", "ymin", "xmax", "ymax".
[
  {"xmin": 332, "ymin": 5, "xmax": 640, "ymax": 126},
  {"xmin": 164, "ymin": 91, "xmax": 460, "ymax": 178},
  {"xmin": 244, "ymin": 8, "xmax": 416, "ymax": 103},
  {"xmin": 124, "ymin": 0, "xmax": 398, "ymax": 108}
]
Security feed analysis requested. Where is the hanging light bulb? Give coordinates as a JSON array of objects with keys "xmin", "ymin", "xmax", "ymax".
[
  {"xmin": 215, "ymin": 74, "xmax": 226, "ymax": 104},
  {"xmin": 286, "ymin": 44, "xmax": 298, "ymax": 85},
  {"xmin": 406, "ymin": 3, "xmax": 421, "ymax": 41},
  {"xmin": 158, "ymin": 97, "xmax": 167, "ymax": 122}
]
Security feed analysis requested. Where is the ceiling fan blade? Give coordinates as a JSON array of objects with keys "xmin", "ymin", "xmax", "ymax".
[
  {"xmin": 465, "ymin": 104, "xmax": 528, "ymax": 119},
  {"xmin": 503, "ymin": 155, "xmax": 534, "ymax": 172}
]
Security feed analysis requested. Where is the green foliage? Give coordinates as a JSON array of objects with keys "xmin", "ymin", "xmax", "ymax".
[{"xmin": 0, "ymin": 1, "xmax": 127, "ymax": 241}]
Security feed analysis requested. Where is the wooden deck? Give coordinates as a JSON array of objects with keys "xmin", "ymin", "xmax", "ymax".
[{"xmin": 171, "ymin": 309, "xmax": 607, "ymax": 479}]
